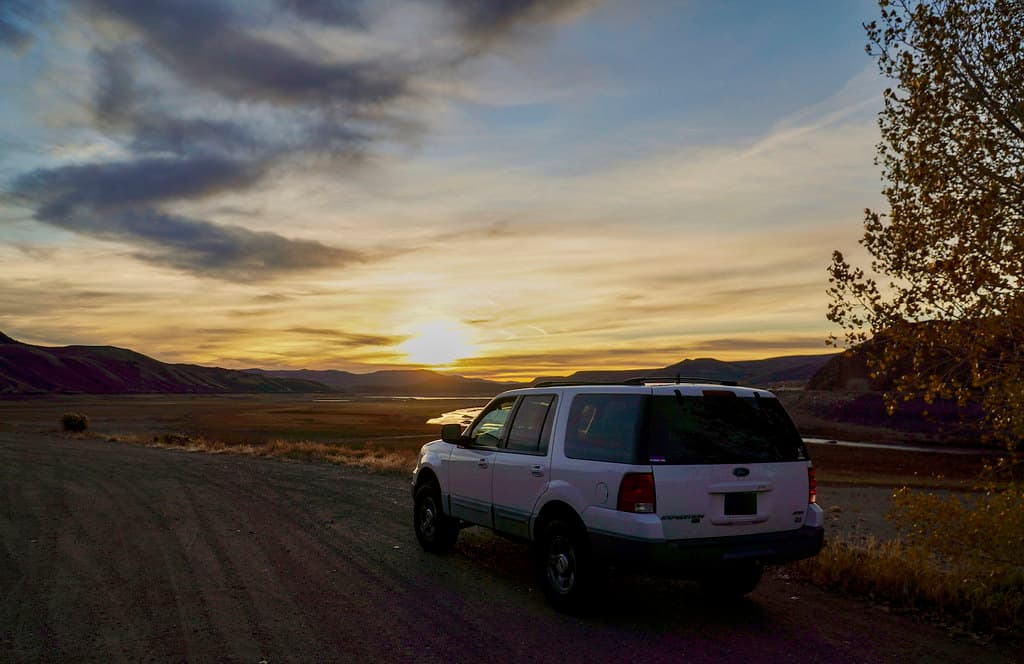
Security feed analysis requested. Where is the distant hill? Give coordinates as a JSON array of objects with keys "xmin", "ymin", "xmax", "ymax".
[
  {"xmin": 246, "ymin": 368, "xmax": 520, "ymax": 396},
  {"xmin": 0, "ymin": 329, "xmax": 838, "ymax": 396},
  {"xmin": 534, "ymin": 354, "xmax": 837, "ymax": 388},
  {"xmin": 0, "ymin": 333, "xmax": 331, "ymax": 394}
]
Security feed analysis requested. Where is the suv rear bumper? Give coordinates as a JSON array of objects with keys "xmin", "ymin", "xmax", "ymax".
[{"xmin": 589, "ymin": 525, "xmax": 824, "ymax": 573}]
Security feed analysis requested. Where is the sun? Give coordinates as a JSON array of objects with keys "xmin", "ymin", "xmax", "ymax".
[{"xmin": 400, "ymin": 320, "xmax": 475, "ymax": 367}]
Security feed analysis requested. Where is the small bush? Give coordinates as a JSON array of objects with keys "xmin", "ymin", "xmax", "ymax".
[
  {"xmin": 60, "ymin": 412, "xmax": 89, "ymax": 433},
  {"xmin": 791, "ymin": 483, "xmax": 1024, "ymax": 635}
]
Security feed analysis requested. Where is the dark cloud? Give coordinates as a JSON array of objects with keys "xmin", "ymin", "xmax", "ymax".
[
  {"xmin": 10, "ymin": 159, "xmax": 358, "ymax": 279},
  {"xmin": 92, "ymin": 48, "xmax": 135, "ymax": 122},
  {"xmin": 116, "ymin": 209, "xmax": 359, "ymax": 279},
  {"xmin": 276, "ymin": 0, "xmax": 365, "ymax": 28},
  {"xmin": 0, "ymin": 0, "xmax": 44, "ymax": 52},
  {"xmin": 444, "ymin": 0, "xmax": 592, "ymax": 44},
  {"xmin": 85, "ymin": 0, "xmax": 407, "ymax": 108},
  {"xmin": 93, "ymin": 47, "xmax": 365, "ymax": 159},
  {"xmin": 13, "ymin": 156, "xmax": 266, "ymax": 218}
]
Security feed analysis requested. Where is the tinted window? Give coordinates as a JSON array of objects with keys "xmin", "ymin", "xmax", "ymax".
[
  {"xmin": 646, "ymin": 392, "xmax": 807, "ymax": 464},
  {"xmin": 506, "ymin": 394, "xmax": 558, "ymax": 454},
  {"xmin": 469, "ymin": 397, "xmax": 515, "ymax": 447},
  {"xmin": 564, "ymin": 394, "xmax": 644, "ymax": 464}
]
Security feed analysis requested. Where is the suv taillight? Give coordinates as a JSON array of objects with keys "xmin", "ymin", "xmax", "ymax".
[
  {"xmin": 617, "ymin": 472, "xmax": 656, "ymax": 513},
  {"xmin": 808, "ymin": 465, "xmax": 817, "ymax": 504}
]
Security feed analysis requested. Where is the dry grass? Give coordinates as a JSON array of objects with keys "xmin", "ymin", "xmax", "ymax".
[
  {"xmin": 106, "ymin": 432, "xmax": 418, "ymax": 474},
  {"xmin": 789, "ymin": 527, "xmax": 1024, "ymax": 638}
]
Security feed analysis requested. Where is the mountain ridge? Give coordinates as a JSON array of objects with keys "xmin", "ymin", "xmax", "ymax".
[
  {"xmin": 0, "ymin": 331, "xmax": 838, "ymax": 395},
  {"xmin": 0, "ymin": 333, "xmax": 330, "ymax": 394},
  {"xmin": 534, "ymin": 353, "xmax": 836, "ymax": 388}
]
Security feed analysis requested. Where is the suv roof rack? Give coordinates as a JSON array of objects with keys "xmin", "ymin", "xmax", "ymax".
[
  {"xmin": 622, "ymin": 376, "xmax": 740, "ymax": 386},
  {"xmin": 531, "ymin": 380, "xmax": 613, "ymax": 388},
  {"xmin": 532, "ymin": 376, "xmax": 740, "ymax": 388}
]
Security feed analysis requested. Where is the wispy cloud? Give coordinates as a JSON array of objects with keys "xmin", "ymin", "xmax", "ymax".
[{"xmin": 285, "ymin": 327, "xmax": 404, "ymax": 347}]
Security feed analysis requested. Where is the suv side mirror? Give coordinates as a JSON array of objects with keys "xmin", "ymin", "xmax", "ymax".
[{"xmin": 441, "ymin": 423, "xmax": 465, "ymax": 444}]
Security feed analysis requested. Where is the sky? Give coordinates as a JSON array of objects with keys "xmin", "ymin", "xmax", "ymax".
[{"xmin": 0, "ymin": 0, "xmax": 887, "ymax": 381}]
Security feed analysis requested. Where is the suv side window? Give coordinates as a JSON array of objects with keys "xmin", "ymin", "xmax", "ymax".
[
  {"xmin": 468, "ymin": 397, "xmax": 516, "ymax": 447},
  {"xmin": 564, "ymin": 394, "xmax": 644, "ymax": 463},
  {"xmin": 505, "ymin": 394, "xmax": 558, "ymax": 454}
]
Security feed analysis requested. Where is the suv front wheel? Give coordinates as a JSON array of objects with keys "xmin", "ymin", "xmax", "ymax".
[{"xmin": 413, "ymin": 482, "xmax": 458, "ymax": 553}]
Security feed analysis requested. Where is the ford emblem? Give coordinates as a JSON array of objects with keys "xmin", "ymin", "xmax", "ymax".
[{"xmin": 733, "ymin": 467, "xmax": 750, "ymax": 477}]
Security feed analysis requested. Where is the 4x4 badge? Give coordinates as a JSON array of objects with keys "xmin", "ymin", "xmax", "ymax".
[{"xmin": 733, "ymin": 467, "xmax": 750, "ymax": 477}]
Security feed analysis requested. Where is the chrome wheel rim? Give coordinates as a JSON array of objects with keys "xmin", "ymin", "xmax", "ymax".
[
  {"xmin": 545, "ymin": 535, "xmax": 576, "ymax": 595},
  {"xmin": 419, "ymin": 498, "xmax": 437, "ymax": 539}
]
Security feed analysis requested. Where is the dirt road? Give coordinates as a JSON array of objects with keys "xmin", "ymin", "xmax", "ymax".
[{"xmin": 0, "ymin": 431, "xmax": 1012, "ymax": 662}]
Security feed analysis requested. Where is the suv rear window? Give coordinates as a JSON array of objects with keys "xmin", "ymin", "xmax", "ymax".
[{"xmin": 646, "ymin": 391, "xmax": 807, "ymax": 464}]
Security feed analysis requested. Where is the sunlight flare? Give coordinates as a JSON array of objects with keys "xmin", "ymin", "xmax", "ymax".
[{"xmin": 400, "ymin": 320, "xmax": 476, "ymax": 367}]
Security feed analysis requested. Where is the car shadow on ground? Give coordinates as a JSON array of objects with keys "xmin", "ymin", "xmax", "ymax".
[{"xmin": 449, "ymin": 528, "xmax": 772, "ymax": 630}]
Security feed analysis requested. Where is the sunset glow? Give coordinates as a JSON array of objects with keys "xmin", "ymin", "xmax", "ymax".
[
  {"xmin": 0, "ymin": 1, "xmax": 882, "ymax": 380},
  {"xmin": 399, "ymin": 320, "xmax": 476, "ymax": 368}
]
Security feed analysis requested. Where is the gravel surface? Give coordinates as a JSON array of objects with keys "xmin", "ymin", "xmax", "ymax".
[{"xmin": 0, "ymin": 431, "xmax": 1014, "ymax": 663}]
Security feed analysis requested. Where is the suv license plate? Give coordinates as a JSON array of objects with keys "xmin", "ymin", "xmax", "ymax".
[{"xmin": 724, "ymin": 492, "xmax": 757, "ymax": 515}]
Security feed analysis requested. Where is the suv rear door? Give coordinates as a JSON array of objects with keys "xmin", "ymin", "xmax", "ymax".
[{"xmin": 644, "ymin": 387, "xmax": 811, "ymax": 540}]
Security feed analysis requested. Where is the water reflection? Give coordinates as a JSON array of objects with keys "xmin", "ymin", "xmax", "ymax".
[{"xmin": 426, "ymin": 407, "xmax": 483, "ymax": 426}]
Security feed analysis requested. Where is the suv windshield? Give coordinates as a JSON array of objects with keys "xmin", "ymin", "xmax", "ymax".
[{"xmin": 645, "ymin": 391, "xmax": 807, "ymax": 464}]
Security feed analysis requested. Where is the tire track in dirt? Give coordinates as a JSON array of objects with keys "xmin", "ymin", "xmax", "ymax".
[{"xmin": 184, "ymin": 454, "xmax": 504, "ymax": 661}]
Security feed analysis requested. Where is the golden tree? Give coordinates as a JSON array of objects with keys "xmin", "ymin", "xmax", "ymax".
[{"xmin": 828, "ymin": 0, "xmax": 1023, "ymax": 456}]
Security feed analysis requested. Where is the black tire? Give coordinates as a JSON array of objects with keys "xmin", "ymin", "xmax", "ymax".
[
  {"xmin": 535, "ymin": 518, "xmax": 592, "ymax": 611},
  {"xmin": 413, "ymin": 482, "xmax": 458, "ymax": 553},
  {"xmin": 699, "ymin": 561, "xmax": 763, "ymax": 598}
]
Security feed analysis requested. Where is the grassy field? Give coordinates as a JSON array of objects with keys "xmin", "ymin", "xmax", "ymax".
[
  {"xmin": 0, "ymin": 394, "xmax": 490, "ymax": 474},
  {"xmin": 0, "ymin": 393, "xmax": 1001, "ymax": 485},
  {"xmin": 0, "ymin": 391, "xmax": 999, "ymax": 485}
]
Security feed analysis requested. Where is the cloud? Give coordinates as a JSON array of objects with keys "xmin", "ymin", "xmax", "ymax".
[
  {"xmin": 286, "ymin": 327, "xmax": 403, "ymax": 347},
  {"xmin": 13, "ymin": 156, "xmax": 266, "ymax": 215},
  {"xmin": 0, "ymin": 0, "xmax": 45, "ymax": 53},
  {"xmin": 9, "ymin": 159, "xmax": 358, "ymax": 278},
  {"xmin": 4, "ymin": 0, "xmax": 599, "ymax": 282},
  {"xmin": 694, "ymin": 337, "xmax": 833, "ymax": 353},
  {"xmin": 444, "ymin": 0, "xmax": 595, "ymax": 45},
  {"xmin": 276, "ymin": 0, "xmax": 366, "ymax": 28},
  {"xmin": 84, "ymin": 0, "xmax": 408, "ymax": 108},
  {"xmin": 116, "ymin": 210, "xmax": 359, "ymax": 279}
]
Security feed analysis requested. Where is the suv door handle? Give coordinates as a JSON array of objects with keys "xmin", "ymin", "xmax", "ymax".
[
  {"xmin": 477, "ymin": 458, "xmax": 489, "ymax": 469},
  {"xmin": 531, "ymin": 465, "xmax": 544, "ymax": 477}
]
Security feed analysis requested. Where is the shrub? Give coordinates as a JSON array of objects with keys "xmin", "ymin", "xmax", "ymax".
[
  {"xmin": 792, "ymin": 482, "xmax": 1024, "ymax": 635},
  {"xmin": 61, "ymin": 412, "xmax": 90, "ymax": 433}
]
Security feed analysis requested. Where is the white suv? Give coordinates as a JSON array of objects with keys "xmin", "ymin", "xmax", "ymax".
[{"xmin": 411, "ymin": 380, "xmax": 825, "ymax": 609}]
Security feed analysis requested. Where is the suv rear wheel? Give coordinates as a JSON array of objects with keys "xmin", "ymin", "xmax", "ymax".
[
  {"xmin": 414, "ymin": 482, "xmax": 458, "ymax": 553},
  {"xmin": 536, "ymin": 519, "xmax": 592, "ymax": 611}
]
